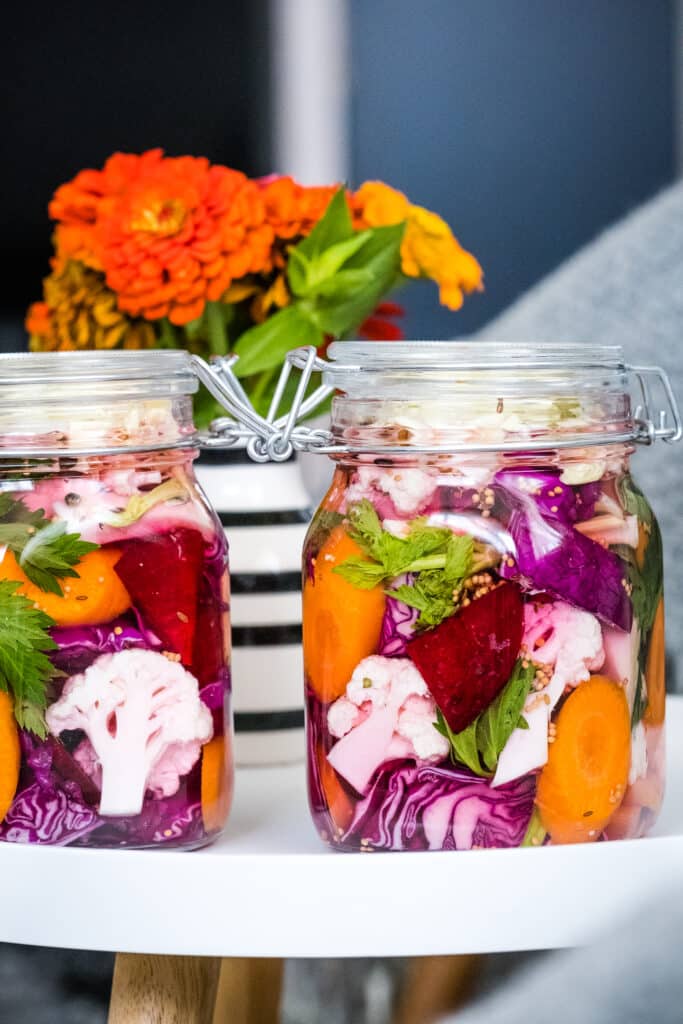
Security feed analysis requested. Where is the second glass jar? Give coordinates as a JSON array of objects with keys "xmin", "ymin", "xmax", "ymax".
[{"xmin": 302, "ymin": 342, "xmax": 668, "ymax": 851}]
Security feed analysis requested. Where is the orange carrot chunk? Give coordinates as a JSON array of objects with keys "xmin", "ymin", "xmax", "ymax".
[
  {"xmin": 536, "ymin": 675, "xmax": 631, "ymax": 844},
  {"xmin": 644, "ymin": 597, "xmax": 665, "ymax": 726},
  {"xmin": 303, "ymin": 526, "xmax": 386, "ymax": 703},
  {"xmin": 201, "ymin": 735, "xmax": 233, "ymax": 833},
  {"xmin": 0, "ymin": 691, "xmax": 20, "ymax": 824},
  {"xmin": 0, "ymin": 548, "xmax": 131, "ymax": 627}
]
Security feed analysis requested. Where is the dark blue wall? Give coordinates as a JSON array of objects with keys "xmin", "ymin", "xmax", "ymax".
[{"xmin": 350, "ymin": 0, "xmax": 676, "ymax": 337}]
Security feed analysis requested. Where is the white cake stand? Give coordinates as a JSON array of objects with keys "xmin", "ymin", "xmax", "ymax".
[{"xmin": 3, "ymin": 698, "xmax": 682, "ymax": 1022}]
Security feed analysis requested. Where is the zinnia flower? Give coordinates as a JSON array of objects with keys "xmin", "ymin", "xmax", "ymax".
[
  {"xmin": 353, "ymin": 182, "xmax": 483, "ymax": 310},
  {"xmin": 26, "ymin": 261, "xmax": 155, "ymax": 351},
  {"xmin": 49, "ymin": 150, "xmax": 276, "ymax": 326},
  {"xmin": 260, "ymin": 176, "xmax": 339, "ymax": 241}
]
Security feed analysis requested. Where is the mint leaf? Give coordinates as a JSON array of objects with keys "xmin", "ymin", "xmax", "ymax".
[
  {"xmin": 434, "ymin": 659, "xmax": 536, "ymax": 776},
  {"xmin": 476, "ymin": 660, "xmax": 535, "ymax": 772},
  {"xmin": 435, "ymin": 709, "xmax": 486, "ymax": 776},
  {"xmin": 0, "ymin": 580, "xmax": 57, "ymax": 737},
  {"xmin": 233, "ymin": 304, "xmax": 324, "ymax": 377}
]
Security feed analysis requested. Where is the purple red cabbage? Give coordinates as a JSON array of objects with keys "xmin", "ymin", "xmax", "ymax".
[
  {"xmin": 4, "ymin": 729, "xmax": 209, "ymax": 848},
  {"xmin": 345, "ymin": 760, "xmax": 536, "ymax": 851},
  {"xmin": 0, "ymin": 782, "xmax": 99, "ymax": 846},
  {"xmin": 77, "ymin": 795, "xmax": 206, "ymax": 848},
  {"xmin": 494, "ymin": 468, "xmax": 632, "ymax": 631},
  {"xmin": 378, "ymin": 574, "xmax": 419, "ymax": 656},
  {"xmin": 49, "ymin": 617, "xmax": 160, "ymax": 675}
]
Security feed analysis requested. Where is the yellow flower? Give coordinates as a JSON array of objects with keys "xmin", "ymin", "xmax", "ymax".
[
  {"xmin": 353, "ymin": 182, "xmax": 483, "ymax": 310},
  {"xmin": 26, "ymin": 261, "xmax": 156, "ymax": 352}
]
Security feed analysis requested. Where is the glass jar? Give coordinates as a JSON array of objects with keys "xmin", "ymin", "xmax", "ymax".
[
  {"xmin": 268, "ymin": 340, "xmax": 680, "ymax": 851},
  {"xmin": 0, "ymin": 351, "xmax": 232, "ymax": 849}
]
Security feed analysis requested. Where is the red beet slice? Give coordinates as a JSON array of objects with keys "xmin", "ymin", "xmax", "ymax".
[
  {"xmin": 407, "ymin": 582, "xmax": 524, "ymax": 734},
  {"xmin": 114, "ymin": 529, "xmax": 204, "ymax": 665},
  {"xmin": 49, "ymin": 737, "xmax": 100, "ymax": 806},
  {"xmin": 192, "ymin": 572, "xmax": 228, "ymax": 685}
]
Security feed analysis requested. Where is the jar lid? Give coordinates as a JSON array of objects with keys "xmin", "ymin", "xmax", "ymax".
[
  {"xmin": 0, "ymin": 350, "xmax": 197, "ymax": 393},
  {"xmin": 0, "ymin": 351, "xmax": 198, "ymax": 458}
]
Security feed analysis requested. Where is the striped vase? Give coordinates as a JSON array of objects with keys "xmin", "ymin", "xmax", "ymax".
[{"xmin": 195, "ymin": 449, "xmax": 312, "ymax": 765}]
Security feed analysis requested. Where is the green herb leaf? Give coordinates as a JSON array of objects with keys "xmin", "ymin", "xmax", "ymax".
[
  {"xmin": 19, "ymin": 521, "xmax": 99, "ymax": 596},
  {"xmin": 0, "ymin": 580, "xmax": 57, "ymax": 737},
  {"xmin": 233, "ymin": 304, "xmax": 324, "ymax": 377},
  {"xmin": 335, "ymin": 501, "xmax": 482, "ymax": 626},
  {"xmin": 434, "ymin": 659, "xmax": 536, "ymax": 777},
  {"xmin": 391, "ymin": 534, "xmax": 474, "ymax": 628},
  {"xmin": 0, "ymin": 495, "xmax": 98, "ymax": 596},
  {"xmin": 434, "ymin": 708, "xmax": 486, "ymax": 776}
]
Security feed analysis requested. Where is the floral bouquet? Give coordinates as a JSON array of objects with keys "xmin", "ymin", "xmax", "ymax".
[{"xmin": 27, "ymin": 149, "xmax": 483, "ymax": 426}]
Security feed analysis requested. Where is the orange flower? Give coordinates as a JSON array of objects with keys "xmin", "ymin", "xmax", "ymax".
[
  {"xmin": 260, "ymin": 176, "xmax": 339, "ymax": 241},
  {"xmin": 26, "ymin": 261, "xmax": 155, "ymax": 351},
  {"xmin": 49, "ymin": 150, "xmax": 276, "ymax": 326},
  {"xmin": 353, "ymin": 181, "xmax": 483, "ymax": 311}
]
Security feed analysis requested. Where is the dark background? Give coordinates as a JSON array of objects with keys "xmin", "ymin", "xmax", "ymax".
[
  {"xmin": 350, "ymin": 0, "xmax": 677, "ymax": 338},
  {"xmin": 2, "ymin": 0, "xmax": 270, "ymax": 324},
  {"xmin": 2, "ymin": 1, "xmax": 677, "ymax": 342}
]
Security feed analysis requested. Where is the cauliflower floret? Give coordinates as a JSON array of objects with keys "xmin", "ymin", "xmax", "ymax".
[
  {"xmin": 344, "ymin": 466, "xmax": 437, "ymax": 516},
  {"xmin": 523, "ymin": 600, "xmax": 605, "ymax": 707},
  {"xmin": 327, "ymin": 697, "xmax": 363, "ymax": 739},
  {"xmin": 345, "ymin": 655, "xmax": 429, "ymax": 710},
  {"xmin": 326, "ymin": 656, "xmax": 444, "ymax": 793},
  {"xmin": 47, "ymin": 649, "xmax": 213, "ymax": 816},
  {"xmin": 396, "ymin": 695, "xmax": 450, "ymax": 761}
]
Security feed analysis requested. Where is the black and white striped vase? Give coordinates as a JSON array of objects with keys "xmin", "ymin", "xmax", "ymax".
[{"xmin": 195, "ymin": 449, "xmax": 312, "ymax": 765}]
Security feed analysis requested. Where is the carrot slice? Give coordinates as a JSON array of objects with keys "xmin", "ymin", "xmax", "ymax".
[
  {"xmin": 536, "ymin": 675, "xmax": 631, "ymax": 844},
  {"xmin": 644, "ymin": 597, "xmax": 665, "ymax": 726},
  {"xmin": 0, "ymin": 691, "xmax": 20, "ymax": 824},
  {"xmin": 303, "ymin": 526, "xmax": 386, "ymax": 703},
  {"xmin": 201, "ymin": 735, "xmax": 233, "ymax": 833},
  {"xmin": 0, "ymin": 548, "xmax": 131, "ymax": 627}
]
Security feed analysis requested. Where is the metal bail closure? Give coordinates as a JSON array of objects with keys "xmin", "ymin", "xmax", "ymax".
[
  {"xmin": 630, "ymin": 365, "xmax": 683, "ymax": 445},
  {"xmin": 191, "ymin": 349, "xmax": 682, "ymax": 459},
  {"xmin": 191, "ymin": 348, "xmax": 334, "ymax": 462}
]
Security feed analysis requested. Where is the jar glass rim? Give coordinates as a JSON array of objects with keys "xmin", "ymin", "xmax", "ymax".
[
  {"xmin": 326, "ymin": 340, "xmax": 625, "ymax": 370},
  {"xmin": 0, "ymin": 350, "xmax": 197, "ymax": 391}
]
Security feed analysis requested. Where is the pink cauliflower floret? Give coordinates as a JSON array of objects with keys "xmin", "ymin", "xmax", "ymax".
[
  {"xmin": 19, "ymin": 471, "xmax": 213, "ymax": 544},
  {"xmin": 523, "ymin": 600, "xmax": 605, "ymax": 705},
  {"xmin": 326, "ymin": 655, "xmax": 449, "ymax": 794},
  {"xmin": 46, "ymin": 649, "xmax": 213, "ymax": 817},
  {"xmin": 343, "ymin": 466, "xmax": 438, "ymax": 517},
  {"xmin": 493, "ymin": 600, "xmax": 605, "ymax": 787}
]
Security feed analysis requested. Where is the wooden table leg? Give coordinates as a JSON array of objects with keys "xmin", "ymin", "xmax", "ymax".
[
  {"xmin": 108, "ymin": 953, "xmax": 221, "ymax": 1024},
  {"xmin": 212, "ymin": 958, "xmax": 284, "ymax": 1024},
  {"xmin": 391, "ymin": 955, "xmax": 481, "ymax": 1024}
]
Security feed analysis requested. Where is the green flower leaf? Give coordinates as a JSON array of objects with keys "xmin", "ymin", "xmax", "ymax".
[
  {"xmin": 295, "ymin": 188, "xmax": 354, "ymax": 262},
  {"xmin": 310, "ymin": 223, "xmax": 405, "ymax": 336},
  {"xmin": 233, "ymin": 304, "xmax": 324, "ymax": 377}
]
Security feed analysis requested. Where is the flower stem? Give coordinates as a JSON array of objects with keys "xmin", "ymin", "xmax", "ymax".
[{"xmin": 205, "ymin": 302, "xmax": 229, "ymax": 356}]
